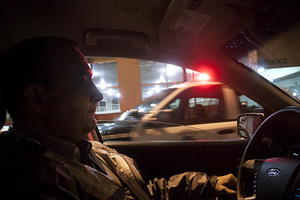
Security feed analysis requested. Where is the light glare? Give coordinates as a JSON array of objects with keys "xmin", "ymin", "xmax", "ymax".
[
  {"xmin": 99, "ymin": 79, "xmax": 107, "ymax": 89},
  {"xmin": 198, "ymin": 73, "xmax": 210, "ymax": 81},
  {"xmin": 257, "ymin": 67, "xmax": 265, "ymax": 73},
  {"xmin": 147, "ymin": 90, "xmax": 154, "ymax": 96},
  {"xmin": 155, "ymin": 85, "xmax": 161, "ymax": 92},
  {"xmin": 107, "ymin": 89, "xmax": 113, "ymax": 95}
]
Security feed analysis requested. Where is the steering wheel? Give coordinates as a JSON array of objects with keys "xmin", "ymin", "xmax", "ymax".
[{"xmin": 237, "ymin": 106, "xmax": 300, "ymax": 200}]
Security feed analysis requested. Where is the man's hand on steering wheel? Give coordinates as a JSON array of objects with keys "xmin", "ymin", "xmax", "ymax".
[{"xmin": 215, "ymin": 173, "xmax": 237, "ymax": 199}]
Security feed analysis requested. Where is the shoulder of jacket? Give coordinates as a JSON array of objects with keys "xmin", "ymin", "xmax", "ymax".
[{"xmin": 0, "ymin": 129, "xmax": 46, "ymax": 154}]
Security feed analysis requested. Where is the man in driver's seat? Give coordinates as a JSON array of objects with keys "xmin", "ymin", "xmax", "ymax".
[{"xmin": 0, "ymin": 37, "xmax": 237, "ymax": 200}]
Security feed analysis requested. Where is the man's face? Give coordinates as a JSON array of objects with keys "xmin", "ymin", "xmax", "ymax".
[{"xmin": 44, "ymin": 45, "xmax": 103, "ymax": 143}]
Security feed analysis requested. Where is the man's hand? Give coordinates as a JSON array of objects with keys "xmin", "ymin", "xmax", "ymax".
[{"xmin": 215, "ymin": 173, "xmax": 237, "ymax": 199}]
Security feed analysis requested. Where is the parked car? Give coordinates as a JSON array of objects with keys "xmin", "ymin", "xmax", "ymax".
[
  {"xmin": 2, "ymin": 0, "xmax": 300, "ymax": 199},
  {"xmin": 98, "ymin": 80, "xmax": 263, "ymax": 141}
]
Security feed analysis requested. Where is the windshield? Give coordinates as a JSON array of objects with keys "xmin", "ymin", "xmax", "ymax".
[
  {"xmin": 117, "ymin": 88, "xmax": 177, "ymax": 120},
  {"xmin": 133, "ymin": 88, "xmax": 177, "ymax": 112},
  {"xmin": 222, "ymin": 1, "xmax": 300, "ymax": 103}
]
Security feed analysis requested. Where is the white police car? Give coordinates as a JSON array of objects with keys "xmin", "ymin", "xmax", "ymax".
[{"xmin": 99, "ymin": 79, "xmax": 263, "ymax": 141}]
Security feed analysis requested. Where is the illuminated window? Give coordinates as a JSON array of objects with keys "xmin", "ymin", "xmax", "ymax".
[
  {"xmin": 140, "ymin": 60, "xmax": 183, "ymax": 100},
  {"xmin": 87, "ymin": 57, "xmax": 201, "ymax": 114},
  {"xmin": 87, "ymin": 59, "xmax": 121, "ymax": 114}
]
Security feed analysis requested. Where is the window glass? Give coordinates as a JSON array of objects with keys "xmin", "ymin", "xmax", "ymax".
[
  {"xmin": 187, "ymin": 97, "xmax": 220, "ymax": 122},
  {"xmin": 182, "ymin": 85, "xmax": 224, "ymax": 124},
  {"xmin": 141, "ymin": 84, "xmax": 168, "ymax": 100},
  {"xmin": 92, "ymin": 62, "xmax": 118, "ymax": 88},
  {"xmin": 114, "ymin": 88, "xmax": 177, "ymax": 121},
  {"xmin": 89, "ymin": 57, "xmax": 264, "ymax": 141},
  {"xmin": 135, "ymin": 88, "xmax": 177, "ymax": 112},
  {"xmin": 186, "ymin": 69, "xmax": 194, "ymax": 81},
  {"xmin": 160, "ymin": 97, "xmax": 182, "ymax": 118},
  {"xmin": 222, "ymin": 20, "xmax": 300, "ymax": 103},
  {"xmin": 97, "ymin": 88, "xmax": 121, "ymax": 113},
  {"xmin": 140, "ymin": 60, "xmax": 184, "ymax": 100},
  {"xmin": 140, "ymin": 60, "xmax": 166, "ymax": 85},
  {"xmin": 186, "ymin": 69, "xmax": 202, "ymax": 81},
  {"xmin": 87, "ymin": 60, "xmax": 121, "ymax": 114},
  {"xmin": 140, "ymin": 60, "xmax": 183, "ymax": 85},
  {"xmin": 165, "ymin": 64, "xmax": 183, "ymax": 83},
  {"xmin": 237, "ymin": 94, "xmax": 263, "ymax": 113},
  {"xmin": 168, "ymin": 99, "xmax": 181, "ymax": 109}
]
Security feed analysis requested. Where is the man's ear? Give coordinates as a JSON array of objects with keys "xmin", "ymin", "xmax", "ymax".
[{"xmin": 24, "ymin": 84, "xmax": 47, "ymax": 114}]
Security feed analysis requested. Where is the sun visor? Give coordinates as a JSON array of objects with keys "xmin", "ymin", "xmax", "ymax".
[{"xmin": 159, "ymin": 0, "xmax": 251, "ymax": 53}]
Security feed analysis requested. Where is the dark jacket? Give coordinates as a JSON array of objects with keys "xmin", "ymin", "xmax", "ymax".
[
  {"xmin": 0, "ymin": 129, "xmax": 217, "ymax": 200},
  {"xmin": 0, "ymin": 130, "xmax": 125, "ymax": 200}
]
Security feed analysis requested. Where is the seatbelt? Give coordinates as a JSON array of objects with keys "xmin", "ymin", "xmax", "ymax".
[
  {"xmin": 91, "ymin": 141, "xmax": 152, "ymax": 200},
  {"xmin": 89, "ymin": 150, "xmax": 123, "ymax": 186}
]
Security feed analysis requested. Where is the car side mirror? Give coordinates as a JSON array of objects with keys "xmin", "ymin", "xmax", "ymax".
[
  {"xmin": 237, "ymin": 113, "xmax": 264, "ymax": 139},
  {"xmin": 154, "ymin": 109, "xmax": 174, "ymax": 122},
  {"xmin": 128, "ymin": 109, "xmax": 145, "ymax": 119}
]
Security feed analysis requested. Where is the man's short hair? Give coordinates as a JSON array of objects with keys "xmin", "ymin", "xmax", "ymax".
[{"xmin": 0, "ymin": 37, "xmax": 76, "ymax": 124}]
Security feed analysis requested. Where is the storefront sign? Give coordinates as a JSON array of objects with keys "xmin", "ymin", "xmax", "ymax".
[{"xmin": 258, "ymin": 58, "xmax": 288, "ymax": 66}]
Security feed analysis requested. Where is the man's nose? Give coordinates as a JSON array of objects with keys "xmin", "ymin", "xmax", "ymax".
[{"xmin": 90, "ymin": 83, "xmax": 103, "ymax": 102}]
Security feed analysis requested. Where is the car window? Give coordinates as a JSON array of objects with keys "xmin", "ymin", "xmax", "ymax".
[
  {"xmin": 180, "ymin": 85, "xmax": 224, "ymax": 124},
  {"xmin": 158, "ymin": 85, "xmax": 225, "ymax": 124},
  {"xmin": 188, "ymin": 98, "xmax": 220, "ymax": 118},
  {"xmin": 139, "ymin": 88, "xmax": 177, "ymax": 112},
  {"xmin": 89, "ymin": 57, "xmax": 265, "ymax": 142},
  {"xmin": 237, "ymin": 94, "xmax": 264, "ymax": 114},
  {"xmin": 92, "ymin": 57, "xmax": 265, "ymax": 141},
  {"xmin": 223, "ymin": 20, "xmax": 300, "ymax": 104},
  {"xmin": 165, "ymin": 98, "xmax": 181, "ymax": 110}
]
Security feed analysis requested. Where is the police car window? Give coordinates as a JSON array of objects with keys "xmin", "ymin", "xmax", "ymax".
[
  {"xmin": 135, "ymin": 88, "xmax": 177, "ymax": 112},
  {"xmin": 181, "ymin": 85, "xmax": 225, "ymax": 124},
  {"xmin": 189, "ymin": 98, "xmax": 219, "ymax": 107},
  {"xmin": 188, "ymin": 98, "xmax": 220, "ymax": 120},
  {"xmin": 167, "ymin": 99, "xmax": 181, "ymax": 109}
]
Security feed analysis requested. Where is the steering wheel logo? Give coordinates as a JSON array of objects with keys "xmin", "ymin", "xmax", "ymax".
[{"xmin": 266, "ymin": 168, "xmax": 281, "ymax": 177}]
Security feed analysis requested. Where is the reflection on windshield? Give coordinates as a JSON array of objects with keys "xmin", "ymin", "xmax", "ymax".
[
  {"xmin": 134, "ymin": 88, "xmax": 177, "ymax": 112},
  {"xmin": 257, "ymin": 66, "xmax": 300, "ymax": 101},
  {"xmin": 98, "ymin": 120, "xmax": 235, "ymax": 142},
  {"xmin": 223, "ymin": 25, "xmax": 300, "ymax": 103},
  {"xmin": 222, "ymin": 1, "xmax": 300, "ymax": 102},
  {"xmin": 117, "ymin": 88, "xmax": 177, "ymax": 120}
]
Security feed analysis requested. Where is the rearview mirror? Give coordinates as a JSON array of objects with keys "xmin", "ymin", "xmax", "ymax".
[{"xmin": 237, "ymin": 113, "xmax": 264, "ymax": 139}]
